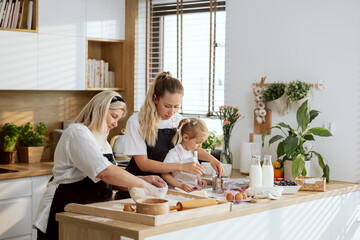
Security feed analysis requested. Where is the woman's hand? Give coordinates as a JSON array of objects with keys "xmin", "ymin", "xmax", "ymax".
[
  {"xmin": 181, "ymin": 183, "xmax": 193, "ymax": 192},
  {"xmin": 139, "ymin": 175, "xmax": 167, "ymax": 188},
  {"xmin": 198, "ymin": 179, "xmax": 207, "ymax": 188},
  {"xmin": 181, "ymin": 162, "xmax": 205, "ymax": 175}
]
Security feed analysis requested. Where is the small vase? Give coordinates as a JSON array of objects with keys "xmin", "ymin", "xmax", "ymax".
[{"xmin": 220, "ymin": 134, "xmax": 232, "ymax": 165}]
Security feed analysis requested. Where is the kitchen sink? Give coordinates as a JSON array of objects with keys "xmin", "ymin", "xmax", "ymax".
[{"xmin": 0, "ymin": 168, "xmax": 19, "ymax": 174}]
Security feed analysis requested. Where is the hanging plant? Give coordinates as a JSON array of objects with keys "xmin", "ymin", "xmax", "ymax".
[
  {"xmin": 285, "ymin": 80, "xmax": 310, "ymax": 101},
  {"xmin": 262, "ymin": 82, "xmax": 286, "ymax": 102}
]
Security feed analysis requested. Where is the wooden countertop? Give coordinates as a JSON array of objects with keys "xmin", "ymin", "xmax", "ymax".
[
  {"xmin": 56, "ymin": 170, "xmax": 360, "ymax": 240},
  {"xmin": 0, "ymin": 162, "xmax": 53, "ymax": 180}
]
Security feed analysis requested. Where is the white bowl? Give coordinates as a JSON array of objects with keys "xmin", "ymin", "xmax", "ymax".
[{"xmin": 129, "ymin": 185, "xmax": 168, "ymax": 201}]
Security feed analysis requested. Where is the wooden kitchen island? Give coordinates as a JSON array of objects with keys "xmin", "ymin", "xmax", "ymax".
[{"xmin": 56, "ymin": 171, "xmax": 359, "ymax": 240}]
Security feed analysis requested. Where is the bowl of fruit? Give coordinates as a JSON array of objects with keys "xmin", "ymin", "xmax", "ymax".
[{"xmin": 274, "ymin": 178, "xmax": 301, "ymax": 194}]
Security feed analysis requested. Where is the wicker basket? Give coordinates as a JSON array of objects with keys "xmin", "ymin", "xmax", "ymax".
[{"xmin": 294, "ymin": 176, "xmax": 326, "ymax": 192}]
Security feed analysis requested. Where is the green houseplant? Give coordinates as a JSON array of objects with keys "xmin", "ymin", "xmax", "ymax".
[
  {"xmin": 202, "ymin": 131, "xmax": 222, "ymax": 152},
  {"xmin": 285, "ymin": 80, "xmax": 310, "ymax": 101},
  {"xmin": 0, "ymin": 123, "xmax": 21, "ymax": 164},
  {"xmin": 262, "ymin": 100, "xmax": 332, "ymax": 182},
  {"xmin": 17, "ymin": 122, "xmax": 48, "ymax": 163},
  {"xmin": 263, "ymin": 82, "xmax": 286, "ymax": 102},
  {"xmin": 263, "ymin": 82, "xmax": 289, "ymax": 115}
]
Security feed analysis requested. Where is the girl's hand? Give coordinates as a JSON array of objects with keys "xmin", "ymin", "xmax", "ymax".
[
  {"xmin": 210, "ymin": 159, "xmax": 224, "ymax": 177},
  {"xmin": 181, "ymin": 183, "xmax": 193, "ymax": 192},
  {"xmin": 182, "ymin": 162, "xmax": 205, "ymax": 175},
  {"xmin": 139, "ymin": 175, "xmax": 167, "ymax": 188},
  {"xmin": 198, "ymin": 179, "xmax": 207, "ymax": 188}
]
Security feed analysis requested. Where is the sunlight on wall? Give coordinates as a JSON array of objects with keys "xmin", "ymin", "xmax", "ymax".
[{"xmin": 0, "ymin": 111, "xmax": 34, "ymax": 126}]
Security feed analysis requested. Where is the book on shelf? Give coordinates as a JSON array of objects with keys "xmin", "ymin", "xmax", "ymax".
[
  {"xmin": 3, "ymin": 0, "xmax": 12, "ymax": 28},
  {"xmin": 100, "ymin": 60, "xmax": 105, "ymax": 88},
  {"xmin": 0, "ymin": 0, "xmax": 8, "ymax": 27},
  {"xmin": 11, "ymin": 0, "xmax": 19, "ymax": 29},
  {"xmin": 104, "ymin": 62, "xmax": 109, "ymax": 88},
  {"xmin": 26, "ymin": 0, "xmax": 32, "ymax": 29},
  {"xmin": 87, "ymin": 59, "xmax": 114, "ymax": 88},
  {"xmin": 20, "ymin": 0, "xmax": 29, "ymax": 29}
]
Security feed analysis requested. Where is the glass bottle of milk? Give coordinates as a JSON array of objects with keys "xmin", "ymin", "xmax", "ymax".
[
  {"xmin": 262, "ymin": 155, "xmax": 274, "ymax": 187},
  {"xmin": 249, "ymin": 155, "xmax": 262, "ymax": 188}
]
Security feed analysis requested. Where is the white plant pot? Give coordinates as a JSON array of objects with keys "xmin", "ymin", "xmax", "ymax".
[
  {"xmin": 201, "ymin": 162, "xmax": 213, "ymax": 176},
  {"xmin": 223, "ymin": 163, "xmax": 233, "ymax": 177},
  {"xmin": 267, "ymin": 94, "xmax": 289, "ymax": 115},
  {"xmin": 293, "ymin": 95, "xmax": 312, "ymax": 110},
  {"xmin": 284, "ymin": 160, "xmax": 311, "ymax": 181}
]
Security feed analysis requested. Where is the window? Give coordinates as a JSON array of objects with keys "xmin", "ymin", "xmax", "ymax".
[{"xmin": 135, "ymin": 0, "xmax": 226, "ymax": 117}]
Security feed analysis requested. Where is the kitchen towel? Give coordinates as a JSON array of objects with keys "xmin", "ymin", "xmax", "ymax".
[{"xmin": 239, "ymin": 142, "xmax": 261, "ymax": 175}]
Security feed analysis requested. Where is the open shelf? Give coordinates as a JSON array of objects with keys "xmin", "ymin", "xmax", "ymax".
[
  {"xmin": 86, "ymin": 38, "xmax": 124, "ymax": 90},
  {"xmin": 0, "ymin": 0, "xmax": 38, "ymax": 33}
]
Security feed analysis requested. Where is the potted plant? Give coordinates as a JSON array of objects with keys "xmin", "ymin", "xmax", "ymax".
[
  {"xmin": 0, "ymin": 123, "xmax": 21, "ymax": 164},
  {"xmin": 285, "ymin": 80, "xmax": 311, "ymax": 107},
  {"xmin": 263, "ymin": 82, "xmax": 289, "ymax": 115},
  {"xmin": 202, "ymin": 131, "xmax": 216, "ymax": 153},
  {"xmin": 262, "ymin": 100, "xmax": 332, "ymax": 182},
  {"xmin": 17, "ymin": 122, "xmax": 48, "ymax": 163}
]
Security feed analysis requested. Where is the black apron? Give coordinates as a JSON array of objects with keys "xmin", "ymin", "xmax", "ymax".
[
  {"xmin": 44, "ymin": 154, "xmax": 115, "ymax": 240},
  {"xmin": 115, "ymin": 128, "xmax": 177, "ymax": 200}
]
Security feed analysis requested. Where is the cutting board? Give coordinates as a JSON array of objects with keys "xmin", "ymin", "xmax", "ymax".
[
  {"xmin": 64, "ymin": 190, "xmax": 231, "ymax": 226},
  {"xmin": 254, "ymin": 108, "xmax": 272, "ymax": 135}
]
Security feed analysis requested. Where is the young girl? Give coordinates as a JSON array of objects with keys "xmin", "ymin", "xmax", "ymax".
[{"xmin": 161, "ymin": 118, "xmax": 209, "ymax": 192}]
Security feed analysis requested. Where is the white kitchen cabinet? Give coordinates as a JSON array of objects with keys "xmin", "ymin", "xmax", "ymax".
[
  {"xmin": 38, "ymin": 34, "xmax": 86, "ymax": 90},
  {"xmin": 31, "ymin": 175, "xmax": 52, "ymax": 240},
  {"xmin": 0, "ymin": 31, "xmax": 38, "ymax": 90},
  {"xmin": 38, "ymin": 0, "xmax": 86, "ymax": 37},
  {"xmin": 146, "ymin": 192, "xmax": 359, "ymax": 240},
  {"xmin": 0, "ymin": 178, "xmax": 32, "ymax": 239},
  {"xmin": 86, "ymin": 0, "xmax": 125, "ymax": 40},
  {"xmin": 0, "ymin": 175, "xmax": 52, "ymax": 240}
]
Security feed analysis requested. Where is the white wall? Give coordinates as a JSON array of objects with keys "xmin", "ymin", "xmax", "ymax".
[{"xmin": 225, "ymin": 0, "xmax": 360, "ymax": 183}]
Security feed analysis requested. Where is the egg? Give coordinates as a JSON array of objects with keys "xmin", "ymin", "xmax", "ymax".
[
  {"xmin": 123, "ymin": 204, "xmax": 135, "ymax": 212},
  {"xmin": 235, "ymin": 193, "xmax": 243, "ymax": 203},
  {"xmin": 226, "ymin": 193, "xmax": 234, "ymax": 202},
  {"xmin": 241, "ymin": 191, "xmax": 248, "ymax": 200}
]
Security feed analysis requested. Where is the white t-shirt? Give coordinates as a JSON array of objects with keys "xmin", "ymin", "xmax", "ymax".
[
  {"xmin": 163, "ymin": 143, "xmax": 199, "ymax": 188},
  {"xmin": 33, "ymin": 123, "xmax": 113, "ymax": 233},
  {"xmin": 123, "ymin": 112, "xmax": 182, "ymax": 156}
]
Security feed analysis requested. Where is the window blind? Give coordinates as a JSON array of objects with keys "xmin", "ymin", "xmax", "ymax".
[{"xmin": 134, "ymin": 0, "xmax": 226, "ymax": 116}]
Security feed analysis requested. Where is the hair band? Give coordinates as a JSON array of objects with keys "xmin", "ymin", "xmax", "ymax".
[{"xmin": 111, "ymin": 96, "xmax": 126, "ymax": 104}]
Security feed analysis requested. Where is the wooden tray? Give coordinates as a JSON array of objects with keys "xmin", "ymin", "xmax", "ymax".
[{"xmin": 64, "ymin": 190, "xmax": 231, "ymax": 226}]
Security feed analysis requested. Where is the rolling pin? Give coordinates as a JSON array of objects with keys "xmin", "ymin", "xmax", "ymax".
[{"xmin": 170, "ymin": 199, "xmax": 227, "ymax": 211}]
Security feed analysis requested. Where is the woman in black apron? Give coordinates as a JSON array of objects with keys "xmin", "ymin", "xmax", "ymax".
[
  {"xmin": 116, "ymin": 72, "xmax": 223, "ymax": 199},
  {"xmin": 34, "ymin": 91, "xmax": 166, "ymax": 240}
]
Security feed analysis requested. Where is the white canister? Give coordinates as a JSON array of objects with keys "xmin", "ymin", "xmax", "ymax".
[{"xmin": 239, "ymin": 142, "xmax": 261, "ymax": 175}]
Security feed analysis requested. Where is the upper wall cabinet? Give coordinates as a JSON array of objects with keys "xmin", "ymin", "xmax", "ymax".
[
  {"xmin": 0, "ymin": 31, "xmax": 38, "ymax": 89},
  {"xmin": 86, "ymin": 0, "xmax": 125, "ymax": 40},
  {"xmin": 38, "ymin": 34, "xmax": 85, "ymax": 90},
  {"xmin": 38, "ymin": 0, "xmax": 86, "ymax": 37}
]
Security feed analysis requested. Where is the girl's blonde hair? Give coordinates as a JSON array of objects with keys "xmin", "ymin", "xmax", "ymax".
[
  {"xmin": 139, "ymin": 71, "xmax": 184, "ymax": 146},
  {"xmin": 172, "ymin": 118, "xmax": 208, "ymax": 145},
  {"xmin": 74, "ymin": 90, "xmax": 127, "ymax": 148}
]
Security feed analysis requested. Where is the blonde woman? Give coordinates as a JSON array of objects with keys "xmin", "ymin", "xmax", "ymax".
[
  {"xmin": 34, "ymin": 90, "xmax": 165, "ymax": 240},
  {"xmin": 118, "ymin": 72, "xmax": 223, "ymax": 198}
]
